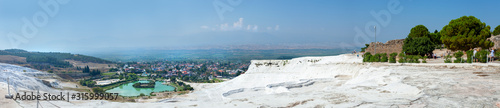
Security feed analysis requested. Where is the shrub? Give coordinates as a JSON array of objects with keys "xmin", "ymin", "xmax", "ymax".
[
  {"xmin": 370, "ymin": 55, "xmax": 378, "ymax": 62},
  {"xmin": 398, "ymin": 52, "xmax": 406, "ymax": 63},
  {"xmin": 466, "ymin": 50, "xmax": 473, "ymax": 63},
  {"xmin": 92, "ymin": 87, "xmax": 104, "ymax": 93},
  {"xmin": 373, "ymin": 53, "xmax": 382, "ymax": 62},
  {"xmin": 363, "ymin": 52, "xmax": 372, "ymax": 62},
  {"xmin": 380, "ymin": 53, "xmax": 388, "ymax": 62},
  {"xmin": 412, "ymin": 55, "xmax": 421, "ymax": 63},
  {"xmin": 422, "ymin": 56, "xmax": 427, "ymax": 63},
  {"xmin": 453, "ymin": 51, "xmax": 464, "ymax": 63},
  {"xmin": 444, "ymin": 55, "xmax": 452, "ymax": 63},
  {"xmin": 475, "ymin": 50, "xmax": 489, "ymax": 63},
  {"xmin": 389, "ymin": 53, "xmax": 397, "ymax": 63}
]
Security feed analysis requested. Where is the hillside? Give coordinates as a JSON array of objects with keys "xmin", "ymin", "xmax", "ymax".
[
  {"xmin": 0, "ymin": 49, "xmax": 112, "ymax": 70},
  {"xmin": 2, "ymin": 54, "xmax": 500, "ymax": 107}
]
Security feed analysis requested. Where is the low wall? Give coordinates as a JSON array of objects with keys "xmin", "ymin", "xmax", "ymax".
[{"xmin": 364, "ymin": 39, "xmax": 404, "ymax": 54}]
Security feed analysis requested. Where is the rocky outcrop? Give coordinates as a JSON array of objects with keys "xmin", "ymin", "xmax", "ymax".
[
  {"xmin": 365, "ymin": 39, "xmax": 404, "ymax": 54},
  {"xmin": 488, "ymin": 35, "xmax": 500, "ymax": 49}
]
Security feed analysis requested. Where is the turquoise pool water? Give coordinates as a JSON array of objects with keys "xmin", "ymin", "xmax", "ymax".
[{"xmin": 105, "ymin": 80, "xmax": 175, "ymax": 96}]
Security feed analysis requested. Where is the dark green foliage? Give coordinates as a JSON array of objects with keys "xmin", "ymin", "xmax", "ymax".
[
  {"xmin": 430, "ymin": 30, "xmax": 442, "ymax": 45},
  {"xmin": 380, "ymin": 53, "xmax": 388, "ymax": 62},
  {"xmin": 363, "ymin": 52, "xmax": 372, "ymax": 62},
  {"xmin": 407, "ymin": 55, "xmax": 421, "ymax": 63},
  {"xmin": 399, "ymin": 55, "xmax": 421, "ymax": 63},
  {"xmin": 453, "ymin": 51, "xmax": 464, "ymax": 63},
  {"xmin": 170, "ymin": 77, "xmax": 177, "ymax": 82},
  {"xmin": 422, "ymin": 56, "xmax": 427, "ymax": 63},
  {"xmin": 440, "ymin": 16, "xmax": 494, "ymax": 51},
  {"xmin": 444, "ymin": 55, "xmax": 452, "ymax": 63},
  {"xmin": 493, "ymin": 25, "xmax": 500, "ymax": 35},
  {"xmin": 372, "ymin": 53, "xmax": 382, "ymax": 62},
  {"xmin": 475, "ymin": 50, "xmax": 489, "ymax": 63},
  {"xmin": 389, "ymin": 53, "xmax": 397, "ymax": 63},
  {"xmin": 92, "ymin": 87, "xmax": 104, "ymax": 93},
  {"xmin": 184, "ymin": 85, "xmax": 194, "ymax": 91},
  {"xmin": 26, "ymin": 55, "xmax": 71, "ymax": 68},
  {"xmin": 496, "ymin": 51, "xmax": 500, "ymax": 61},
  {"xmin": 83, "ymin": 65, "xmax": 90, "ymax": 73},
  {"xmin": 369, "ymin": 55, "xmax": 377, "ymax": 62},
  {"xmin": 466, "ymin": 50, "xmax": 473, "ymax": 63},
  {"xmin": 126, "ymin": 73, "xmax": 139, "ymax": 81},
  {"xmin": 408, "ymin": 25, "xmax": 430, "ymax": 38},
  {"xmin": 108, "ymin": 68, "xmax": 119, "ymax": 72},
  {"xmin": 0, "ymin": 49, "xmax": 112, "ymax": 70},
  {"xmin": 398, "ymin": 52, "xmax": 406, "ymax": 63},
  {"xmin": 89, "ymin": 69, "xmax": 101, "ymax": 76},
  {"xmin": 361, "ymin": 44, "xmax": 369, "ymax": 52},
  {"xmin": 133, "ymin": 81, "xmax": 155, "ymax": 88},
  {"xmin": 79, "ymin": 79, "xmax": 96, "ymax": 87},
  {"xmin": 402, "ymin": 37, "xmax": 435, "ymax": 56},
  {"xmin": 363, "ymin": 53, "xmax": 388, "ymax": 62},
  {"xmin": 403, "ymin": 25, "xmax": 436, "ymax": 56}
]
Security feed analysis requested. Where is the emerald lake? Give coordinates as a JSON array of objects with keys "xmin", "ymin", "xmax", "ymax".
[{"xmin": 105, "ymin": 80, "xmax": 175, "ymax": 96}]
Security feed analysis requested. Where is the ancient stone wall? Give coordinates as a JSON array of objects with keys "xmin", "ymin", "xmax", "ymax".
[
  {"xmin": 488, "ymin": 35, "xmax": 500, "ymax": 49},
  {"xmin": 364, "ymin": 39, "xmax": 404, "ymax": 54}
]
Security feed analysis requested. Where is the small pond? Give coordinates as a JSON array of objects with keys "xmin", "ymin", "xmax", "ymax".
[{"xmin": 105, "ymin": 80, "xmax": 175, "ymax": 96}]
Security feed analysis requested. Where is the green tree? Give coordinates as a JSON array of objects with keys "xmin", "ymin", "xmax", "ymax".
[
  {"xmin": 408, "ymin": 25, "xmax": 430, "ymax": 38},
  {"xmin": 83, "ymin": 65, "xmax": 90, "ymax": 73},
  {"xmin": 493, "ymin": 25, "xmax": 500, "ymax": 35},
  {"xmin": 440, "ymin": 16, "xmax": 493, "ymax": 51},
  {"xmin": 403, "ymin": 36, "xmax": 435, "ymax": 56},
  {"xmin": 429, "ymin": 30, "xmax": 442, "ymax": 45},
  {"xmin": 92, "ymin": 87, "xmax": 104, "ymax": 93},
  {"xmin": 403, "ymin": 25, "xmax": 435, "ymax": 56},
  {"xmin": 90, "ymin": 69, "xmax": 101, "ymax": 76}
]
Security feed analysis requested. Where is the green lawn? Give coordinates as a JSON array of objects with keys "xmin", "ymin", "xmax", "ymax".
[{"xmin": 101, "ymin": 72, "xmax": 116, "ymax": 76}]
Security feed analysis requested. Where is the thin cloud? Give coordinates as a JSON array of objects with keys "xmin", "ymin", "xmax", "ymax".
[
  {"xmin": 201, "ymin": 18, "xmax": 282, "ymax": 32},
  {"xmin": 200, "ymin": 25, "xmax": 209, "ymax": 29}
]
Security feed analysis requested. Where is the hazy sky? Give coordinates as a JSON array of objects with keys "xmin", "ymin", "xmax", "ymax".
[{"xmin": 1, "ymin": 0, "xmax": 499, "ymax": 53}]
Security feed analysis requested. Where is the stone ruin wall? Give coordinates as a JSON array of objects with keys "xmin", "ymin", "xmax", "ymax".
[
  {"xmin": 488, "ymin": 35, "xmax": 500, "ymax": 49},
  {"xmin": 364, "ymin": 39, "xmax": 404, "ymax": 54}
]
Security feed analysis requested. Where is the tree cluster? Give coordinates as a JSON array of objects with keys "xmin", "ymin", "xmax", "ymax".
[
  {"xmin": 440, "ymin": 16, "xmax": 493, "ymax": 51},
  {"xmin": 402, "ymin": 25, "xmax": 436, "ymax": 56},
  {"xmin": 493, "ymin": 25, "xmax": 500, "ymax": 36},
  {"xmin": 82, "ymin": 65, "xmax": 101, "ymax": 76}
]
